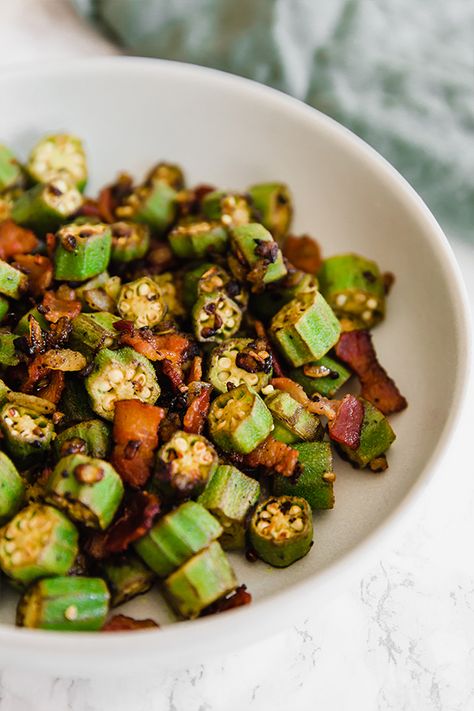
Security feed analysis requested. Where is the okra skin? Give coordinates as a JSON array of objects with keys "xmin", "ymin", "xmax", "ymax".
[
  {"xmin": 27, "ymin": 134, "xmax": 87, "ymax": 190},
  {"xmin": 163, "ymin": 540, "xmax": 237, "ymax": 619},
  {"xmin": 0, "ymin": 402, "xmax": 54, "ymax": 465},
  {"xmin": 0, "ymin": 451, "xmax": 25, "ymax": 525},
  {"xmin": 201, "ymin": 191, "xmax": 252, "ymax": 227},
  {"xmin": 168, "ymin": 219, "xmax": 228, "ymax": 259},
  {"xmin": 0, "ymin": 504, "xmax": 79, "ymax": 585},
  {"xmin": 249, "ymin": 496, "xmax": 313, "ymax": 568},
  {"xmin": 117, "ymin": 276, "xmax": 167, "ymax": 328},
  {"xmin": 110, "ymin": 221, "xmax": 150, "ymax": 263},
  {"xmin": 11, "ymin": 178, "xmax": 83, "ymax": 233},
  {"xmin": 247, "ymin": 182, "xmax": 293, "ymax": 244},
  {"xmin": 0, "ymin": 333, "xmax": 19, "ymax": 367},
  {"xmin": 17, "ymin": 576, "xmax": 109, "ymax": 631},
  {"xmin": 54, "ymin": 223, "xmax": 112, "ymax": 282},
  {"xmin": 119, "ymin": 182, "xmax": 178, "ymax": 234},
  {"xmin": 0, "ymin": 145, "xmax": 23, "ymax": 191},
  {"xmin": 198, "ymin": 465, "xmax": 260, "ymax": 550},
  {"xmin": 273, "ymin": 442, "xmax": 335, "ymax": 509},
  {"xmin": 0, "ymin": 295, "xmax": 9, "ymax": 323},
  {"xmin": 0, "ymin": 259, "xmax": 27, "ymax": 299},
  {"xmin": 53, "ymin": 419, "xmax": 111, "ymax": 460},
  {"xmin": 192, "ymin": 291, "xmax": 242, "ymax": 343},
  {"xmin": 44, "ymin": 454, "xmax": 124, "ymax": 530},
  {"xmin": 290, "ymin": 354, "xmax": 351, "ymax": 398},
  {"xmin": 154, "ymin": 431, "xmax": 218, "ymax": 500},
  {"xmin": 69, "ymin": 312, "xmax": 119, "ymax": 357},
  {"xmin": 100, "ymin": 553, "xmax": 155, "ymax": 607},
  {"xmin": 207, "ymin": 338, "xmax": 272, "ymax": 394},
  {"xmin": 338, "ymin": 398, "xmax": 396, "ymax": 468},
  {"xmin": 265, "ymin": 390, "xmax": 323, "ymax": 444},
  {"xmin": 230, "ymin": 223, "xmax": 287, "ymax": 286},
  {"xmin": 134, "ymin": 501, "xmax": 222, "ymax": 577},
  {"xmin": 270, "ymin": 291, "xmax": 341, "ymax": 367},
  {"xmin": 208, "ymin": 384, "xmax": 273, "ymax": 454}
]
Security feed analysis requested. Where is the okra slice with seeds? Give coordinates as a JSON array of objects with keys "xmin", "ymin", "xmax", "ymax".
[
  {"xmin": 163, "ymin": 540, "xmax": 237, "ymax": 619},
  {"xmin": 168, "ymin": 219, "xmax": 228, "ymax": 259},
  {"xmin": 0, "ymin": 504, "xmax": 78, "ymax": 585},
  {"xmin": 0, "ymin": 144, "xmax": 23, "ymax": 191},
  {"xmin": 144, "ymin": 161, "xmax": 185, "ymax": 191},
  {"xmin": 53, "ymin": 419, "xmax": 111, "ymax": 460},
  {"xmin": 207, "ymin": 338, "xmax": 272, "ymax": 394},
  {"xmin": 230, "ymin": 223, "xmax": 287, "ymax": 286},
  {"xmin": 0, "ymin": 402, "xmax": 54, "ymax": 465},
  {"xmin": 201, "ymin": 191, "xmax": 252, "ymax": 227},
  {"xmin": 117, "ymin": 182, "xmax": 177, "ymax": 234},
  {"xmin": 17, "ymin": 576, "xmax": 109, "ymax": 631},
  {"xmin": 247, "ymin": 182, "xmax": 293, "ymax": 244},
  {"xmin": 117, "ymin": 277, "xmax": 167, "ymax": 328},
  {"xmin": 44, "ymin": 453, "xmax": 124, "ymax": 530},
  {"xmin": 100, "ymin": 553, "xmax": 155, "ymax": 607},
  {"xmin": 192, "ymin": 291, "xmax": 242, "ymax": 343},
  {"xmin": 208, "ymin": 383, "xmax": 273, "ymax": 454},
  {"xmin": 273, "ymin": 442, "xmax": 335, "ymax": 510},
  {"xmin": 54, "ymin": 222, "xmax": 112, "ymax": 282},
  {"xmin": 70, "ymin": 312, "xmax": 120, "ymax": 357},
  {"xmin": 183, "ymin": 262, "xmax": 247, "ymax": 310},
  {"xmin": 0, "ymin": 260, "xmax": 28, "ymax": 299},
  {"xmin": 11, "ymin": 177, "xmax": 83, "ymax": 233},
  {"xmin": 0, "ymin": 451, "xmax": 25, "ymax": 525},
  {"xmin": 154, "ymin": 431, "xmax": 218, "ymax": 500},
  {"xmin": 270, "ymin": 291, "xmax": 341, "ymax": 367},
  {"xmin": 152, "ymin": 272, "xmax": 186, "ymax": 318},
  {"xmin": 318, "ymin": 254, "xmax": 386, "ymax": 329},
  {"xmin": 0, "ymin": 333, "xmax": 20, "ymax": 367},
  {"xmin": 27, "ymin": 134, "xmax": 87, "ymax": 190},
  {"xmin": 198, "ymin": 465, "xmax": 260, "ymax": 550},
  {"xmin": 264, "ymin": 390, "xmax": 323, "ymax": 444},
  {"xmin": 85, "ymin": 347, "xmax": 160, "ymax": 421},
  {"xmin": 290, "ymin": 354, "xmax": 351, "ymax": 398},
  {"xmin": 337, "ymin": 398, "xmax": 396, "ymax": 469},
  {"xmin": 0, "ymin": 296, "xmax": 9, "ymax": 324},
  {"xmin": 134, "ymin": 500, "xmax": 222, "ymax": 577},
  {"xmin": 249, "ymin": 496, "xmax": 313, "ymax": 568},
  {"xmin": 110, "ymin": 221, "xmax": 150, "ymax": 263}
]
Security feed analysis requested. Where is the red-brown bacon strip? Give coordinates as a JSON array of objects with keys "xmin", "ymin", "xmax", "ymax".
[
  {"xmin": 201, "ymin": 585, "xmax": 252, "ymax": 616},
  {"xmin": 11, "ymin": 254, "xmax": 53, "ymax": 297},
  {"xmin": 0, "ymin": 220, "xmax": 38, "ymax": 260},
  {"xmin": 41, "ymin": 290, "xmax": 82, "ymax": 324},
  {"xmin": 327, "ymin": 394, "xmax": 364, "ymax": 450},
  {"xmin": 112, "ymin": 400, "xmax": 164, "ymax": 488},
  {"xmin": 283, "ymin": 234, "xmax": 322, "ymax": 275},
  {"xmin": 102, "ymin": 615, "xmax": 159, "ymax": 632},
  {"xmin": 243, "ymin": 436, "xmax": 299, "ymax": 478},
  {"xmin": 183, "ymin": 382, "xmax": 212, "ymax": 435}
]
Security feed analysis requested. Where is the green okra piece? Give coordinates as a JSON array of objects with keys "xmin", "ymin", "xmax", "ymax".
[
  {"xmin": 168, "ymin": 219, "xmax": 228, "ymax": 259},
  {"xmin": 207, "ymin": 337, "xmax": 272, "ymax": 394},
  {"xmin": 247, "ymin": 182, "xmax": 293, "ymax": 244},
  {"xmin": 192, "ymin": 291, "xmax": 242, "ymax": 343},
  {"xmin": 270, "ymin": 290, "xmax": 341, "ymax": 367},
  {"xmin": 201, "ymin": 190, "xmax": 252, "ymax": 227},
  {"xmin": 11, "ymin": 177, "xmax": 83, "ymax": 233},
  {"xmin": 0, "ymin": 296, "xmax": 9, "ymax": 323},
  {"xmin": 154, "ymin": 431, "xmax": 218, "ymax": 500},
  {"xmin": 45, "ymin": 453, "xmax": 124, "ymax": 530},
  {"xmin": 110, "ymin": 221, "xmax": 150, "ymax": 263},
  {"xmin": 230, "ymin": 223, "xmax": 287, "ymax": 286},
  {"xmin": 58, "ymin": 375, "xmax": 95, "ymax": 424},
  {"xmin": 0, "ymin": 144, "xmax": 23, "ymax": 191},
  {"xmin": 15, "ymin": 307, "xmax": 49, "ymax": 336},
  {"xmin": 273, "ymin": 442, "xmax": 335, "ymax": 510},
  {"xmin": 182, "ymin": 262, "xmax": 247, "ymax": 310},
  {"xmin": 3, "ymin": 390, "xmax": 56, "ymax": 416},
  {"xmin": 0, "ymin": 451, "xmax": 25, "ymax": 525},
  {"xmin": 152, "ymin": 272, "xmax": 186, "ymax": 318},
  {"xmin": 318, "ymin": 253, "xmax": 386, "ymax": 329},
  {"xmin": 249, "ymin": 496, "xmax": 313, "ymax": 568},
  {"xmin": 289, "ymin": 354, "xmax": 351, "ymax": 398},
  {"xmin": 117, "ymin": 276, "xmax": 167, "ymax": 328},
  {"xmin": 0, "ymin": 192, "xmax": 14, "ymax": 222},
  {"xmin": 144, "ymin": 161, "xmax": 185, "ymax": 190},
  {"xmin": 0, "ymin": 333, "xmax": 19, "ymax": 367},
  {"xmin": 0, "ymin": 504, "xmax": 78, "ymax": 585},
  {"xmin": 0, "ymin": 259, "xmax": 27, "ymax": 299},
  {"xmin": 134, "ymin": 500, "xmax": 222, "ymax": 577},
  {"xmin": 85, "ymin": 347, "xmax": 160, "ymax": 421},
  {"xmin": 100, "ymin": 553, "xmax": 155, "ymax": 607},
  {"xmin": 75, "ymin": 271, "xmax": 121, "ymax": 313},
  {"xmin": 198, "ymin": 464, "xmax": 260, "ymax": 550},
  {"xmin": 53, "ymin": 419, "xmax": 111, "ymax": 460},
  {"xmin": 338, "ymin": 398, "xmax": 396, "ymax": 469},
  {"xmin": 54, "ymin": 222, "xmax": 112, "ymax": 282},
  {"xmin": 249, "ymin": 270, "xmax": 317, "ymax": 321},
  {"xmin": 118, "ymin": 181, "xmax": 178, "ymax": 234},
  {"xmin": 69, "ymin": 312, "xmax": 120, "ymax": 357},
  {"xmin": 17, "ymin": 576, "xmax": 109, "ymax": 631},
  {"xmin": 208, "ymin": 383, "xmax": 273, "ymax": 454},
  {"xmin": 264, "ymin": 389, "xmax": 323, "ymax": 444},
  {"xmin": 27, "ymin": 133, "xmax": 87, "ymax": 190},
  {"xmin": 163, "ymin": 540, "xmax": 237, "ymax": 619},
  {"xmin": 0, "ymin": 401, "xmax": 54, "ymax": 465}
]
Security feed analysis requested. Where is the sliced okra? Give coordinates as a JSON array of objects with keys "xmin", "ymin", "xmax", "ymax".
[
  {"xmin": 0, "ymin": 192, "xmax": 14, "ymax": 222},
  {"xmin": 207, "ymin": 337, "xmax": 272, "ymax": 394},
  {"xmin": 0, "ymin": 451, "xmax": 25, "ymax": 525},
  {"xmin": 264, "ymin": 389, "xmax": 323, "ymax": 444},
  {"xmin": 27, "ymin": 133, "xmax": 87, "ymax": 190},
  {"xmin": 247, "ymin": 182, "xmax": 293, "ymax": 244},
  {"xmin": 273, "ymin": 442, "xmax": 335, "ymax": 510},
  {"xmin": 318, "ymin": 254, "xmax": 386, "ymax": 329},
  {"xmin": 152, "ymin": 272, "xmax": 186, "ymax": 318},
  {"xmin": 11, "ymin": 177, "xmax": 83, "ymax": 233},
  {"xmin": 192, "ymin": 291, "xmax": 242, "ymax": 343},
  {"xmin": 75, "ymin": 271, "xmax": 121, "ymax": 312},
  {"xmin": 100, "ymin": 552, "xmax": 155, "ymax": 607},
  {"xmin": 117, "ymin": 277, "xmax": 167, "ymax": 328},
  {"xmin": 0, "ymin": 333, "xmax": 20, "ymax": 367},
  {"xmin": 85, "ymin": 347, "xmax": 160, "ymax": 421},
  {"xmin": 168, "ymin": 219, "xmax": 228, "ymax": 259},
  {"xmin": 45, "ymin": 453, "xmax": 124, "ymax": 530},
  {"xmin": 183, "ymin": 262, "xmax": 247, "ymax": 310},
  {"xmin": 3, "ymin": 390, "xmax": 56, "ymax": 416},
  {"xmin": 154, "ymin": 430, "xmax": 218, "ymax": 500},
  {"xmin": 70, "ymin": 312, "xmax": 120, "ymax": 357},
  {"xmin": 117, "ymin": 181, "xmax": 177, "ymax": 234},
  {"xmin": 163, "ymin": 540, "xmax": 237, "ymax": 619},
  {"xmin": 58, "ymin": 375, "xmax": 95, "ymax": 425},
  {"xmin": 250, "ymin": 270, "xmax": 317, "ymax": 321},
  {"xmin": 134, "ymin": 500, "xmax": 222, "ymax": 577},
  {"xmin": 249, "ymin": 496, "xmax": 313, "ymax": 568},
  {"xmin": 110, "ymin": 221, "xmax": 150, "ymax": 263},
  {"xmin": 53, "ymin": 419, "xmax": 111, "ymax": 460},
  {"xmin": 0, "ymin": 144, "xmax": 23, "ymax": 191},
  {"xmin": 337, "ymin": 398, "xmax": 396, "ymax": 469},
  {"xmin": 0, "ymin": 504, "xmax": 78, "ymax": 585},
  {"xmin": 15, "ymin": 306, "xmax": 49, "ymax": 336},
  {"xmin": 0, "ymin": 259, "xmax": 28, "ymax": 299},
  {"xmin": 201, "ymin": 191, "xmax": 252, "ymax": 227},
  {"xmin": 198, "ymin": 464, "xmax": 260, "ymax": 550},
  {"xmin": 208, "ymin": 383, "xmax": 273, "ymax": 454},
  {"xmin": 270, "ymin": 291, "xmax": 341, "ymax": 367},
  {"xmin": 289, "ymin": 354, "xmax": 351, "ymax": 398},
  {"xmin": 17, "ymin": 576, "xmax": 109, "ymax": 631},
  {"xmin": 0, "ymin": 295, "xmax": 9, "ymax": 323},
  {"xmin": 230, "ymin": 223, "xmax": 287, "ymax": 287},
  {"xmin": 0, "ymin": 402, "xmax": 54, "ymax": 465},
  {"xmin": 54, "ymin": 222, "xmax": 112, "ymax": 282},
  {"xmin": 144, "ymin": 161, "xmax": 185, "ymax": 191}
]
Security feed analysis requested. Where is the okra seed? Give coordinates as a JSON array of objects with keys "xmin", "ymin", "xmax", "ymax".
[
  {"xmin": 335, "ymin": 294, "xmax": 347, "ymax": 306},
  {"xmin": 138, "ymin": 283, "xmax": 151, "ymax": 296},
  {"xmin": 219, "ymin": 357, "xmax": 232, "ymax": 369},
  {"xmin": 141, "ymin": 387, "xmax": 151, "ymax": 399},
  {"xmin": 10, "ymin": 551, "xmax": 25, "ymax": 565},
  {"xmin": 247, "ymin": 374, "xmax": 259, "ymax": 386},
  {"xmin": 289, "ymin": 505, "xmax": 301, "ymax": 515},
  {"xmin": 120, "ymin": 303, "xmax": 130, "ymax": 313},
  {"xmin": 3, "ymin": 416, "xmax": 13, "ymax": 426},
  {"xmin": 174, "ymin": 437, "xmax": 189, "ymax": 452},
  {"xmin": 261, "ymin": 385, "xmax": 274, "ymax": 395},
  {"xmin": 291, "ymin": 519, "xmax": 304, "ymax": 531},
  {"xmin": 355, "ymin": 293, "xmax": 366, "ymax": 304},
  {"xmin": 257, "ymin": 521, "xmax": 270, "ymax": 531},
  {"xmin": 125, "ymin": 367, "xmax": 136, "ymax": 380},
  {"xmin": 218, "ymin": 371, "xmax": 231, "ymax": 382},
  {"xmin": 266, "ymin": 503, "xmax": 279, "ymax": 515},
  {"xmin": 227, "ymin": 319, "xmax": 235, "ymax": 328},
  {"xmin": 367, "ymin": 298, "xmax": 378, "ymax": 309},
  {"xmin": 125, "ymin": 289, "xmax": 134, "ymax": 299},
  {"xmin": 64, "ymin": 605, "xmax": 78, "ymax": 621},
  {"xmin": 323, "ymin": 471, "xmax": 336, "ymax": 483},
  {"xmin": 362, "ymin": 310, "xmax": 372, "ymax": 321},
  {"xmin": 109, "ymin": 369, "xmax": 124, "ymax": 384}
]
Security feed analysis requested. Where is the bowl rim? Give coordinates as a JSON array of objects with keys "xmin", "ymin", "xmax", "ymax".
[{"xmin": 0, "ymin": 55, "xmax": 471, "ymax": 664}]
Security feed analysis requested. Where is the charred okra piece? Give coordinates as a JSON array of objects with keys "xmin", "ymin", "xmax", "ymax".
[
  {"xmin": 85, "ymin": 347, "xmax": 160, "ymax": 421},
  {"xmin": 208, "ymin": 384, "xmax": 273, "ymax": 454},
  {"xmin": 152, "ymin": 272, "xmax": 186, "ymax": 318},
  {"xmin": 59, "ymin": 375, "xmax": 95, "ymax": 425},
  {"xmin": 27, "ymin": 133, "xmax": 87, "ymax": 190},
  {"xmin": 198, "ymin": 465, "xmax": 260, "ymax": 549},
  {"xmin": 70, "ymin": 312, "xmax": 119, "ymax": 357},
  {"xmin": 0, "ymin": 402, "xmax": 54, "ymax": 465},
  {"xmin": 207, "ymin": 337, "xmax": 272, "ymax": 394},
  {"xmin": 183, "ymin": 262, "xmax": 247, "ymax": 310},
  {"xmin": 168, "ymin": 219, "xmax": 228, "ymax": 259},
  {"xmin": 0, "ymin": 333, "xmax": 19, "ymax": 367},
  {"xmin": 154, "ymin": 431, "xmax": 218, "ymax": 500},
  {"xmin": 11, "ymin": 177, "xmax": 83, "ymax": 233},
  {"xmin": 117, "ymin": 182, "xmax": 178, "ymax": 234},
  {"xmin": 0, "ymin": 295, "xmax": 9, "ymax": 323},
  {"xmin": 192, "ymin": 291, "xmax": 242, "ymax": 342},
  {"xmin": 318, "ymin": 254, "xmax": 386, "ymax": 329},
  {"xmin": 134, "ymin": 500, "xmax": 222, "ymax": 577},
  {"xmin": 0, "ymin": 451, "xmax": 25, "ymax": 524},
  {"xmin": 273, "ymin": 442, "xmax": 335, "ymax": 509},
  {"xmin": 44, "ymin": 453, "xmax": 124, "ymax": 530},
  {"xmin": 100, "ymin": 553, "xmax": 155, "ymax": 607},
  {"xmin": 0, "ymin": 260, "xmax": 27, "ymax": 299},
  {"xmin": 338, "ymin": 398, "xmax": 395, "ymax": 469},
  {"xmin": 163, "ymin": 540, "xmax": 237, "ymax": 619},
  {"xmin": 53, "ymin": 419, "xmax": 111, "ymax": 460},
  {"xmin": 110, "ymin": 221, "xmax": 150, "ymax": 263},
  {"xmin": 54, "ymin": 222, "xmax": 112, "ymax": 282},
  {"xmin": 117, "ymin": 277, "xmax": 167, "ymax": 328},
  {"xmin": 230, "ymin": 223, "xmax": 287, "ymax": 286},
  {"xmin": 290, "ymin": 354, "xmax": 351, "ymax": 398},
  {"xmin": 145, "ymin": 161, "xmax": 185, "ymax": 190},
  {"xmin": 14, "ymin": 306, "xmax": 49, "ymax": 336},
  {"xmin": 270, "ymin": 291, "xmax": 341, "ymax": 367},
  {"xmin": 264, "ymin": 390, "xmax": 323, "ymax": 444},
  {"xmin": 0, "ymin": 144, "xmax": 23, "ymax": 191},
  {"xmin": 249, "ymin": 270, "xmax": 317, "ymax": 321},
  {"xmin": 247, "ymin": 182, "xmax": 293, "ymax": 244},
  {"xmin": 75, "ymin": 271, "xmax": 121, "ymax": 312},
  {"xmin": 17, "ymin": 576, "xmax": 109, "ymax": 631},
  {"xmin": 249, "ymin": 496, "xmax": 313, "ymax": 567},
  {"xmin": 201, "ymin": 191, "xmax": 252, "ymax": 227},
  {"xmin": 0, "ymin": 504, "xmax": 78, "ymax": 585}
]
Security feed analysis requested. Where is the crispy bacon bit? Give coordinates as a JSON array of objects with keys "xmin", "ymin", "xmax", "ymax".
[
  {"xmin": 25, "ymin": 368, "xmax": 65, "ymax": 404},
  {"xmin": 271, "ymin": 377, "xmax": 309, "ymax": 405},
  {"xmin": 335, "ymin": 330, "xmax": 407, "ymax": 415},
  {"xmin": 112, "ymin": 400, "xmax": 164, "ymax": 488},
  {"xmin": 26, "ymin": 315, "xmax": 46, "ymax": 355},
  {"xmin": 383, "ymin": 272, "xmax": 395, "ymax": 295},
  {"xmin": 187, "ymin": 355, "xmax": 203, "ymax": 384},
  {"xmin": 283, "ymin": 235, "xmax": 322, "ymax": 274},
  {"xmin": 183, "ymin": 382, "xmax": 212, "ymax": 434},
  {"xmin": 102, "ymin": 615, "xmax": 160, "ymax": 632},
  {"xmin": 271, "ymin": 376, "xmax": 338, "ymax": 420},
  {"xmin": 235, "ymin": 339, "xmax": 272, "ymax": 374},
  {"xmin": 11, "ymin": 254, "xmax": 53, "ymax": 297},
  {"xmin": 328, "ymin": 394, "xmax": 364, "ymax": 450},
  {"xmin": 76, "ymin": 197, "xmax": 102, "ymax": 220},
  {"xmin": 253, "ymin": 320, "xmax": 284, "ymax": 376},
  {"xmin": 45, "ymin": 232, "xmax": 56, "ymax": 257},
  {"xmin": 45, "ymin": 317, "xmax": 73, "ymax": 349},
  {"xmin": 201, "ymin": 585, "xmax": 252, "ymax": 616},
  {"xmin": 161, "ymin": 359, "xmax": 188, "ymax": 393},
  {"xmin": 302, "ymin": 363, "xmax": 333, "ymax": 379},
  {"xmin": 0, "ymin": 220, "xmax": 38, "ymax": 260},
  {"xmin": 97, "ymin": 186, "xmax": 115, "ymax": 223},
  {"xmin": 42, "ymin": 290, "xmax": 81, "ymax": 324},
  {"xmin": 243, "ymin": 436, "xmax": 299, "ymax": 478}
]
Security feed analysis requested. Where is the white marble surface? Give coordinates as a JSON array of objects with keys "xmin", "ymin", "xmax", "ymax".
[{"xmin": 1, "ymin": 2, "xmax": 474, "ymax": 709}]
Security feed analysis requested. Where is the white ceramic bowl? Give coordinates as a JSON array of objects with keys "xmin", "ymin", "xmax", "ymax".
[{"xmin": 0, "ymin": 58, "xmax": 470, "ymax": 675}]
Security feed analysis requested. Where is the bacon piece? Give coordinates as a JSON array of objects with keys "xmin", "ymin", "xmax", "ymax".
[
  {"xmin": 254, "ymin": 320, "xmax": 284, "ymax": 376},
  {"xmin": 97, "ymin": 186, "xmax": 115, "ymax": 223},
  {"xmin": 0, "ymin": 220, "xmax": 38, "ymax": 260},
  {"xmin": 42, "ymin": 290, "xmax": 82, "ymax": 324},
  {"xmin": 12, "ymin": 254, "xmax": 53, "ymax": 297},
  {"xmin": 161, "ymin": 359, "xmax": 187, "ymax": 393},
  {"xmin": 183, "ymin": 383, "xmax": 212, "ymax": 435},
  {"xmin": 76, "ymin": 198, "xmax": 102, "ymax": 220},
  {"xmin": 112, "ymin": 400, "xmax": 164, "ymax": 488},
  {"xmin": 243, "ymin": 436, "xmax": 299, "ymax": 478},
  {"xmin": 271, "ymin": 377, "xmax": 309, "ymax": 406},
  {"xmin": 187, "ymin": 355, "xmax": 203, "ymax": 384},
  {"xmin": 37, "ymin": 370, "xmax": 65, "ymax": 404},
  {"xmin": 335, "ymin": 330, "xmax": 407, "ymax": 415},
  {"xmin": 102, "ymin": 615, "xmax": 159, "ymax": 632},
  {"xmin": 201, "ymin": 585, "xmax": 252, "ymax": 616},
  {"xmin": 270, "ymin": 376, "xmax": 338, "ymax": 420},
  {"xmin": 328, "ymin": 394, "xmax": 364, "ymax": 450},
  {"xmin": 283, "ymin": 234, "xmax": 322, "ymax": 274}
]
